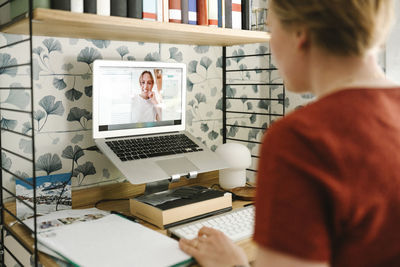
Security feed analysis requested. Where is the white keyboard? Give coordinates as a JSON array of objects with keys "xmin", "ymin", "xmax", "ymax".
[{"xmin": 168, "ymin": 205, "xmax": 254, "ymax": 242}]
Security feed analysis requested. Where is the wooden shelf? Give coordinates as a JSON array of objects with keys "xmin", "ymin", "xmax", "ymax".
[{"xmin": 0, "ymin": 8, "xmax": 270, "ymax": 46}]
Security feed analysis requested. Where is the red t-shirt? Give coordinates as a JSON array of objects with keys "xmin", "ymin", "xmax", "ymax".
[{"xmin": 254, "ymin": 88, "xmax": 400, "ymax": 266}]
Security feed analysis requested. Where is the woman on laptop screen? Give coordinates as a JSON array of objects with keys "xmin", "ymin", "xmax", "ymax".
[{"xmin": 131, "ymin": 70, "xmax": 163, "ymax": 123}]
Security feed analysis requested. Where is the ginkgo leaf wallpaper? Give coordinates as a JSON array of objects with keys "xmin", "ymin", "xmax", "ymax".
[{"xmin": 0, "ymin": 32, "xmax": 315, "ymax": 200}]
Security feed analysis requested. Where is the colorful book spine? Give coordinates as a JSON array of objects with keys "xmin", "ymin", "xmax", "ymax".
[
  {"xmin": 224, "ymin": 0, "xmax": 231, "ymax": 28},
  {"xmin": 231, "ymin": 0, "xmax": 241, "ymax": 29},
  {"xmin": 128, "ymin": 0, "xmax": 142, "ymax": 18},
  {"xmin": 11, "ymin": 0, "xmax": 50, "ymax": 19},
  {"xmin": 71, "ymin": 0, "xmax": 84, "ymax": 13},
  {"xmin": 143, "ymin": 0, "xmax": 157, "ymax": 21},
  {"xmin": 241, "ymin": 0, "xmax": 249, "ymax": 29},
  {"xmin": 156, "ymin": 0, "xmax": 162, "ymax": 21},
  {"xmin": 162, "ymin": 0, "xmax": 169, "ymax": 22},
  {"xmin": 217, "ymin": 0, "xmax": 222, "ymax": 27},
  {"xmin": 169, "ymin": 0, "xmax": 182, "ymax": 23},
  {"xmin": 51, "ymin": 0, "xmax": 70, "ymax": 10},
  {"xmin": 84, "ymin": 0, "xmax": 97, "ymax": 13},
  {"xmin": 208, "ymin": 0, "xmax": 218, "ymax": 27},
  {"xmin": 97, "ymin": 0, "xmax": 110, "ymax": 15},
  {"xmin": 188, "ymin": 0, "xmax": 197, "ymax": 25},
  {"xmin": 0, "ymin": 0, "xmax": 10, "ymax": 25},
  {"xmin": 111, "ymin": 0, "xmax": 127, "ymax": 17},
  {"xmin": 196, "ymin": 0, "xmax": 207, "ymax": 25},
  {"xmin": 181, "ymin": 0, "xmax": 189, "ymax": 24}
]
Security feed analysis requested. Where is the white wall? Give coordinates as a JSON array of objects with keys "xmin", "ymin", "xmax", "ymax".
[{"xmin": 386, "ymin": 0, "xmax": 400, "ymax": 83}]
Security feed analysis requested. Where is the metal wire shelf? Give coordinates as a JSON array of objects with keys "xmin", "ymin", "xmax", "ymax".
[{"xmin": 222, "ymin": 46, "xmax": 285, "ymax": 181}]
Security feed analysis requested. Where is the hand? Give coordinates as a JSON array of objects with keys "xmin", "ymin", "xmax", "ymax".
[
  {"xmin": 154, "ymin": 69, "xmax": 163, "ymax": 92},
  {"xmin": 148, "ymin": 91, "xmax": 158, "ymax": 105},
  {"xmin": 179, "ymin": 227, "xmax": 249, "ymax": 267},
  {"xmin": 154, "ymin": 69, "xmax": 162, "ymax": 79}
]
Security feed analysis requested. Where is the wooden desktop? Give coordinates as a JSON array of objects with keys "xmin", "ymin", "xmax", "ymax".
[{"xmin": 3, "ymin": 171, "xmax": 257, "ymax": 266}]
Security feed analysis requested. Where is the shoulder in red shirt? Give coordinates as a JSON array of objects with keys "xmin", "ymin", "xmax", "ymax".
[{"xmin": 254, "ymin": 88, "xmax": 400, "ymax": 266}]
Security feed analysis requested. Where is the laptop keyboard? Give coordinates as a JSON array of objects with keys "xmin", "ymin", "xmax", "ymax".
[{"xmin": 105, "ymin": 134, "xmax": 203, "ymax": 161}]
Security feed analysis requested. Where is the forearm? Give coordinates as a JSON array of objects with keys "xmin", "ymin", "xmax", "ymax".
[{"xmin": 155, "ymin": 107, "xmax": 162, "ymax": 121}]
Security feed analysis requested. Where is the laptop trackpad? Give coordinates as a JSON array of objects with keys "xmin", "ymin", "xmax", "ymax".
[{"xmin": 156, "ymin": 157, "xmax": 199, "ymax": 176}]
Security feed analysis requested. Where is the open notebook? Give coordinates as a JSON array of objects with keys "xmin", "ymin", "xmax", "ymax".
[{"xmin": 24, "ymin": 208, "xmax": 192, "ymax": 267}]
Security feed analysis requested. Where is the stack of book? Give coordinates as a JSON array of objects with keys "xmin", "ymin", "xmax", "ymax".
[
  {"xmin": 2, "ymin": 0, "xmax": 254, "ymax": 30},
  {"xmin": 130, "ymin": 185, "xmax": 232, "ymax": 229}
]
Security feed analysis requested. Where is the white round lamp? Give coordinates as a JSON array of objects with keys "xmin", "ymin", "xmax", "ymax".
[{"xmin": 216, "ymin": 143, "xmax": 252, "ymax": 190}]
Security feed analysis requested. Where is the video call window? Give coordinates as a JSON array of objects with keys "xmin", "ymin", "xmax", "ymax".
[{"xmin": 97, "ymin": 67, "xmax": 183, "ymax": 131}]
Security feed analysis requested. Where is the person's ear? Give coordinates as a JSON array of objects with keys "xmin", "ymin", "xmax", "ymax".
[{"xmin": 295, "ymin": 27, "xmax": 310, "ymax": 52}]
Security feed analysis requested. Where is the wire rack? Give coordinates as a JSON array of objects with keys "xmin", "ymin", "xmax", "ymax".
[
  {"xmin": 0, "ymin": 0, "xmax": 39, "ymax": 265},
  {"xmin": 222, "ymin": 46, "xmax": 286, "ymax": 182}
]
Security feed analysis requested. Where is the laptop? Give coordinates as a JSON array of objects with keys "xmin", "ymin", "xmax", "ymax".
[{"xmin": 92, "ymin": 60, "xmax": 228, "ymax": 184}]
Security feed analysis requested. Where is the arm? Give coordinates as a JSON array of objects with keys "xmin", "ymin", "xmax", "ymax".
[
  {"xmin": 154, "ymin": 69, "xmax": 163, "ymax": 93},
  {"xmin": 255, "ymin": 246, "xmax": 329, "ymax": 267},
  {"xmin": 179, "ymin": 227, "xmax": 330, "ymax": 267},
  {"xmin": 148, "ymin": 92, "xmax": 162, "ymax": 121}
]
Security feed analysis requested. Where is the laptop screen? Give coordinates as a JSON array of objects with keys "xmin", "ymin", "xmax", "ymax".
[{"xmin": 93, "ymin": 60, "xmax": 186, "ymax": 139}]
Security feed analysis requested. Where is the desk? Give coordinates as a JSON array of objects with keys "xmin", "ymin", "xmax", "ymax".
[{"xmin": 3, "ymin": 171, "xmax": 257, "ymax": 266}]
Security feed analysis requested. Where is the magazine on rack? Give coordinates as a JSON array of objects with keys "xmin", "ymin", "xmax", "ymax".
[{"xmin": 23, "ymin": 208, "xmax": 192, "ymax": 267}]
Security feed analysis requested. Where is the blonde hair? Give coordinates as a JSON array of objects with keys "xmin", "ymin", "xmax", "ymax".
[
  {"xmin": 139, "ymin": 71, "xmax": 154, "ymax": 84},
  {"xmin": 269, "ymin": 0, "xmax": 394, "ymax": 56}
]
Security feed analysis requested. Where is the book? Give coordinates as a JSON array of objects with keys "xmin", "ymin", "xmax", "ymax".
[
  {"xmin": 84, "ymin": 0, "xmax": 96, "ymax": 13},
  {"xmin": 111, "ymin": 0, "xmax": 128, "ymax": 17},
  {"xmin": 156, "ymin": 0, "xmax": 162, "ymax": 21},
  {"xmin": 127, "ymin": 0, "xmax": 142, "ymax": 18},
  {"xmin": 196, "ymin": 0, "xmax": 207, "ymax": 25},
  {"xmin": 24, "ymin": 208, "xmax": 110, "ymax": 261},
  {"xmin": 0, "ymin": 0, "xmax": 10, "ymax": 25},
  {"xmin": 130, "ymin": 186, "xmax": 233, "ymax": 229},
  {"xmin": 10, "ymin": 0, "xmax": 50, "ymax": 19},
  {"xmin": 208, "ymin": 0, "xmax": 218, "ymax": 27},
  {"xmin": 71, "ymin": 0, "xmax": 84, "ymax": 13},
  {"xmin": 16, "ymin": 173, "xmax": 72, "ymax": 220},
  {"xmin": 169, "ymin": 0, "xmax": 182, "ymax": 23},
  {"xmin": 188, "ymin": 0, "xmax": 196, "ymax": 25},
  {"xmin": 97, "ymin": 0, "xmax": 110, "ymax": 15},
  {"xmin": 232, "ymin": 0, "xmax": 241, "ymax": 29},
  {"xmin": 224, "ymin": 0, "xmax": 231, "ymax": 28},
  {"xmin": 241, "ymin": 0, "xmax": 249, "ymax": 30},
  {"xmin": 143, "ymin": 0, "xmax": 157, "ymax": 21},
  {"xmin": 217, "ymin": 0, "xmax": 223, "ymax": 27},
  {"xmin": 51, "ymin": 0, "xmax": 70, "ymax": 10},
  {"xmin": 24, "ymin": 208, "xmax": 192, "ymax": 267},
  {"xmin": 162, "ymin": 0, "xmax": 169, "ymax": 22},
  {"xmin": 181, "ymin": 0, "xmax": 189, "ymax": 24}
]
